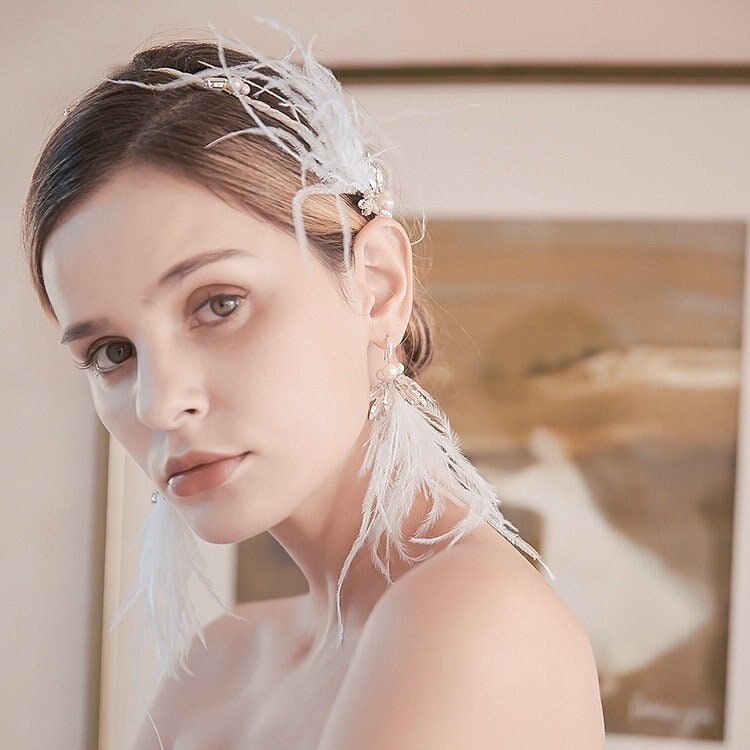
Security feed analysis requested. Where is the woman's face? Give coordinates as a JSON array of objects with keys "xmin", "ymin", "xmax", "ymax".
[{"xmin": 42, "ymin": 167, "xmax": 374, "ymax": 543}]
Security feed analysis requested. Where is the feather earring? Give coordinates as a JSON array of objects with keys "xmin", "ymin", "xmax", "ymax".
[
  {"xmin": 336, "ymin": 337, "xmax": 550, "ymax": 640},
  {"xmin": 112, "ymin": 492, "xmax": 220, "ymax": 679}
]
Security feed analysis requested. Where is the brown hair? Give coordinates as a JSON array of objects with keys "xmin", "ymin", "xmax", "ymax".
[{"xmin": 23, "ymin": 41, "xmax": 432, "ymax": 377}]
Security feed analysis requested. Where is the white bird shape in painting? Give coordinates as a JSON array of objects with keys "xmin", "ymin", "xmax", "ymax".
[{"xmin": 481, "ymin": 429, "xmax": 712, "ymax": 684}]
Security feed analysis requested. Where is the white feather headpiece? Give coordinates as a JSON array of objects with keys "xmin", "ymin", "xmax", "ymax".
[{"xmin": 112, "ymin": 20, "xmax": 394, "ymax": 267}]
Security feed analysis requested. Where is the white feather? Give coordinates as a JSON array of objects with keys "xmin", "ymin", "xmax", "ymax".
[
  {"xmin": 112, "ymin": 498, "xmax": 223, "ymax": 679},
  {"xmin": 336, "ymin": 373, "xmax": 551, "ymax": 641},
  {"xmin": 111, "ymin": 20, "xmax": 391, "ymax": 267}
]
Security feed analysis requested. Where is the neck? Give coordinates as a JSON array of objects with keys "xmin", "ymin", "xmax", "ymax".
[
  {"xmin": 268, "ymin": 422, "xmax": 383, "ymax": 644},
  {"xmin": 267, "ymin": 420, "xmax": 470, "ymax": 652}
]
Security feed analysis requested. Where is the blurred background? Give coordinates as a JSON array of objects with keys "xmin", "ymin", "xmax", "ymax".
[{"xmin": 3, "ymin": 2, "xmax": 750, "ymax": 748}]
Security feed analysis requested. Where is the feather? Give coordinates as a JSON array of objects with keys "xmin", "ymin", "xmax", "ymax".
[
  {"xmin": 110, "ymin": 20, "xmax": 393, "ymax": 267},
  {"xmin": 336, "ymin": 371, "xmax": 552, "ymax": 642},
  {"xmin": 111, "ymin": 497, "xmax": 224, "ymax": 679}
]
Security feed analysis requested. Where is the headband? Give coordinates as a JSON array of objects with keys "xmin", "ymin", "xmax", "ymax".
[{"xmin": 112, "ymin": 22, "xmax": 394, "ymax": 267}]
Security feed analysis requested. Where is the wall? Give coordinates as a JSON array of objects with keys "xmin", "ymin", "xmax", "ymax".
[{"xmin": 2, "ymin": 2, "xmax": 748, "ymax": 748}]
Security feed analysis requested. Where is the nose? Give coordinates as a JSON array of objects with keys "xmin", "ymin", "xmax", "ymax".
[{"xmin": 134, "ymin": 342, "xmax": 209, "ymax": 430}]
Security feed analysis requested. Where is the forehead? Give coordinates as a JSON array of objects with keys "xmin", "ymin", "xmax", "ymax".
[
  {"xmin": 41, "ymin": 166, "xmax": 295, "ymax": 322},
  {"xmin": 43, "ymin": 167, "xmax": 249, "ymax": 274}
]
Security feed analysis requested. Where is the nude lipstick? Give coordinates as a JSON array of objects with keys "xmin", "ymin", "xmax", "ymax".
[{"xmin": 166, "ymin": 451, "xmax": 249, "ymax": 497}]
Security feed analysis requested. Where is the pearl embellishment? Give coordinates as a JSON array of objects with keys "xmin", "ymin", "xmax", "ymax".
[{"xmin": 383, "ymin": 362, "xmax": 405, "ymax": 379}]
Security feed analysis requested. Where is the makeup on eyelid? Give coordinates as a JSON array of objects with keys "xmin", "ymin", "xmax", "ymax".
[{"xmin": 74, "ymin": 291, "xmax": 248, "ymax": 376}]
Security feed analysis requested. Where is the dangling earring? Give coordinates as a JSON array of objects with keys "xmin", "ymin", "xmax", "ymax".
[
  {"xmin": 335, "ymin": 335, "xmax": 549, "ymax": 641},
  {"xmin": 113, "ymin": 490, "xmax": 218, "ymax": 678}
]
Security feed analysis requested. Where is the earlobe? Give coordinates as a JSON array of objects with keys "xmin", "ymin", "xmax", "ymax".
[{"xmin": 352, "ymin": 216, "xmax": 414, "ymax": 347}]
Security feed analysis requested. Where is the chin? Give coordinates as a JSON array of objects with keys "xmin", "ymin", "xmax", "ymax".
[
  {"xmin": 188, "ymin": 518, "xmax": 261, "ymax": 545},
  {"xmin": 184, "ymin": 506, "xmax": 276, "ymax": 546},
  {"xmin": 192, "ymin": 527, "xmax": 245, "ymax": 545}
]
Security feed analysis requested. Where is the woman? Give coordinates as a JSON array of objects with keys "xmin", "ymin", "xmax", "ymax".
[{"xmin": 24, "ymin": 28, "xmax": 604, "ymax": 749}]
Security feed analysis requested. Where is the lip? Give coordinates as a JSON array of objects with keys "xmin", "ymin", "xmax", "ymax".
[{"xmin": 165, "ymin": 451, "xmax": 250, "ymax": 498}]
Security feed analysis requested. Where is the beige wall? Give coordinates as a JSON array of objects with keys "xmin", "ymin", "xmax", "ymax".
[{"xmin": 3, "ymin": 2, "xmax": 749, "ymax": 748}]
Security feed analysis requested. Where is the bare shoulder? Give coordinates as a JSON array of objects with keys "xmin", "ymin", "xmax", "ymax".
[
  {"xmin": 384, "ymin": 530, "xmax": 590, "ymax": 655},
  {"xmin": 133, "ymin": 596, "xmax": 300, "ymax": 749},
  {"xmin": 320, "ymin": 532, "xmax": 605, "ymax": 750}
]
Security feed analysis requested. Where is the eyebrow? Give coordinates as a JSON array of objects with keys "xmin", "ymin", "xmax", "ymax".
[
  {"xmin": 60, "ymin": 248, "xmax": 251, "ymax": 345},
  {"xmin": 157, "ymin": 248, "xmax": 251, "ymax": 286},
  {"xmin": 60, "ymin": 318, "xmax": 110, "ymax": 345}
]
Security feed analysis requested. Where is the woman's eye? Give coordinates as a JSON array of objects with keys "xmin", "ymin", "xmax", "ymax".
[
  {"xmin": 85, "ymin": 341, "xmax": 134, "ymax": 374},
  {"xmin": 194, "ymin": 294, "xmax": 242, "ymax": 323}
]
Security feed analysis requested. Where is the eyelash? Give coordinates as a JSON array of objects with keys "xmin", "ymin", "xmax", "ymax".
[
  {"xmin": 77, "ymin": 292, "xmax": 246, "ymax": 376},
  {"xmin": 191, "ymin": 291, "xmax": 245, "ymax": 327}
]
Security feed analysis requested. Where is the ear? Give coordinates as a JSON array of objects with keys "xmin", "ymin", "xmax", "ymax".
[{"xmin": 350, "ymin": 216, "xmax": 413, "ymax": 350}]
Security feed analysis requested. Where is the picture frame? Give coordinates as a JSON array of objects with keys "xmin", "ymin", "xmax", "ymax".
[{"xmin": 101, "ymin": 72, "xmax": 750, "ymax": 749}]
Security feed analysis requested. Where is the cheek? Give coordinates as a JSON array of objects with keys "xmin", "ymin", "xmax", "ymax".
[
  {"xmin": 217, "ymin": 292, "xmax": 371, "ymax": 440},
  {"xmin": 89, "ymin": 381, "xmax": 149, "ymax": 465},
  {"xmin": 275, "ymin": 303, "xmax": 367, "ymax": 398}
]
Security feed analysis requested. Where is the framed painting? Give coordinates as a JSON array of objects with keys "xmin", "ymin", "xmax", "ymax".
[{"xmin": 103, "ymin": 74, "xmax": 750, "ymax": 748}]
